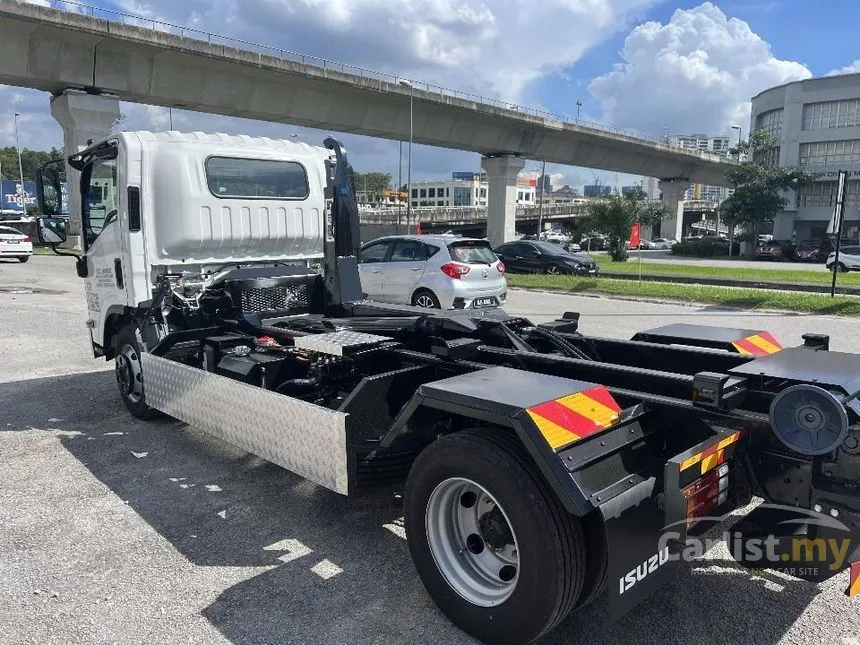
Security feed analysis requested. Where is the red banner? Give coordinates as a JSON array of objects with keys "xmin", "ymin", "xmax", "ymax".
[{"xmin": 628, "ymin": 222, "xmax": 641, "ymax": 248}]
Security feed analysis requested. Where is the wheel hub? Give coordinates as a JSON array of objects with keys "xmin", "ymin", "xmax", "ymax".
[
  {"xmin": 116, "ymin": 343, "xmax": 143, "ymax": 403},
  {"xmin": 425, "ymin": 477, "xmax": 520, "ymax": 607}
]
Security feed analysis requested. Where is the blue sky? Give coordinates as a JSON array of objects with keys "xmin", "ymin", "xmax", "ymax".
[{"xmin": 2, "ymin": 0, "xmax": 859, "ymax": 190}]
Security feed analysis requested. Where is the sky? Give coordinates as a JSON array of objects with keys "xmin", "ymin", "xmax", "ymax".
[{"xmin": 2, "ymin": 0, "xmax": 860, "ymax": 190}]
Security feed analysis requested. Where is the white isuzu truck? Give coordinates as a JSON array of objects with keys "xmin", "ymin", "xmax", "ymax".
[{"xmin": 36, "ymin": 132, "xmax": 860, "ymax": 644}]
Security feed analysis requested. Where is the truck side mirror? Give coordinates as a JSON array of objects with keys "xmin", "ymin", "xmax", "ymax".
[
  {"xmin": 36, "ymin": 217, "xmax": 67, "ymax": 245},
  {"xmin": 36, "ymin": 159, "xmax": 65, "ymax": 218}
]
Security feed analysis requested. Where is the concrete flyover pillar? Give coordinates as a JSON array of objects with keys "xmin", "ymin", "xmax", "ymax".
[
  {"xmin": 50, "ymin": 90, "xmax": 121, "ymax": 248},
  {"xmin": 481, "ymin": 154, "xmax": 525, "ymax": 246},
  {"xmin": 658, "ymin": 179, "xmax": 688, "ymax": 241}
]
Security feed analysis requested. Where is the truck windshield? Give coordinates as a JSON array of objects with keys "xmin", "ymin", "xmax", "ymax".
[{"xmin": 205, "ymin": 157, "xmax": 309, "ymax": 199}]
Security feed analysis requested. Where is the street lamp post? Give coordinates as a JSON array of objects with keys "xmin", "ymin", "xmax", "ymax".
[
  {"xmin": 575, "ymin": 100, "xmax": 582, "ymax": 122},
  {"xmin": 399, "ymin": 80, "xmax": 414, "ymax": 231},
  {"xmin": 731, "ymin": 124, "xmax": 742, "ymax": 155},
  {"xmin": 397, "ymin": 140, "xmax": 403, "ymax": 234},
  {"xmin": 537, "ymin": 160, "xmax": 546, "ymax": 237},
  {"xmin": 14, "ymin": 112, "xmax": 25, "ymax": 211}
]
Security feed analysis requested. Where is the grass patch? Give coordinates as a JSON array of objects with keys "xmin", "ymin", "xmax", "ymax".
[
  {"xmin": 593, "ymin": 256, "xmax": 858, "ymax": 286},
  {"xmin": 507, "ymin": 274, "xmax": 860, "ymax": 316}
]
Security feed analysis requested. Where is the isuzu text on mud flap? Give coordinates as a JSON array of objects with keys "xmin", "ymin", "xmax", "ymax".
[{"xmin": 34, "ymin": 131, "xmax": 860, "ymax": 645}]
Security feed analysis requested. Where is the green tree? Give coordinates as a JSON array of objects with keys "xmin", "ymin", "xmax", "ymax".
[
  {"xmin": 721, "ymin": 129, "xmax": 818, "ymax": 250},
  {"xmin": 0, "ymin": 146, "xmax": 66, "ymax": 182},
  {"xmin": 583, "ymin": 187, "xmax": 669, "ymax": 261},
  {"xmin": 351, "ymin": 171, "xmax": 392, "ymax": 197}
]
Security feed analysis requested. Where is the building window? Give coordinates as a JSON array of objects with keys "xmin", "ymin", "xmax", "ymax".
[
  {"xmin": 755, "ymin": 108, "xmax": 783, "ymax": 139},
  {"xmin": 517, "ymin": 191, "xmax": 523, "ymax": 201},
  {"xmin": 411, "ymin": 189, "xmax": 417, "ymax": 198},
  {"xmin": 453, "ymin": 186, "xmax": 470, "ymax": 206},
  {"xmin": 429, "ymin": 187, "xmax": 436, "ymax": 198},
  {"xmin": 419, "ymin": 189, "xmax": 427, "ymax": 198},
  {"xmin": 803, "ymin": 99, "xmax": 860, "ymax": 130},
  {"xmin": 752, "ymin": 146, "xmax": 780, "ymax": 167},
  {"xmin": 800, "ymin": 140, "xmax": 860, "ymax": 166},
  {"xmin": 411, "ymin": 200, "xmax": 418, "ymax": 207},
  {"xmin": 480, "ymin": 187, "xmax": 487, "ymax": 199},
  {"xmin": 796, "ymin": 180, "xmax": 860, "ymax": 208},
  {"xmin": 446, "ymin": 187, "xmax": 450, "ymax": 197}
]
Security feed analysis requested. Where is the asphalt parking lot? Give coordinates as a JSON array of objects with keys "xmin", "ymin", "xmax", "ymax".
[{"xmin": 2, "ymin": 255, "xmax": 860, "ymax": 645}]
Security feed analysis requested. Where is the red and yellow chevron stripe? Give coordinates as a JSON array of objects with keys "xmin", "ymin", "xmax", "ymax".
[
  {"xmin": 526, "ymin": 386, "xmax": 622, "ymax": 451},
  {"xmin": 680, "ymin": 431, "xmax": 742, "ymax": 474},
  {"xmin": 849, "ymin": 562, "xmax": 860, "ymax": 597},
  {"xmin": 732, "ymin": 332, "xmax": 782, "ymax": 356}
]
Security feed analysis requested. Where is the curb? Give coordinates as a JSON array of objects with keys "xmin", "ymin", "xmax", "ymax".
[{"xmin": 599, "ymin": 271, "xmax": 860, "ymax": 296}]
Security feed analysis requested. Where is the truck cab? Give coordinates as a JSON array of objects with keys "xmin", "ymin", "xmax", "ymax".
[{"xmin": 37, "ymin": 131, "xmax": 332, "ymax": 358}]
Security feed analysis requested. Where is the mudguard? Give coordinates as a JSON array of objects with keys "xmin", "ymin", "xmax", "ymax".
[{"xmin": 633, "ymin": 323, "xmax": 783, "ymax": 356}]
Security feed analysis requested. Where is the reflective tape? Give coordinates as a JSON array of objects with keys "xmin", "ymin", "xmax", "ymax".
[
  {"xmin": 680, "ymin": 432, "xmax": 742, "ymax": 474},
  {"xmin": 527, "ymin": 386, "xmax": 622, "ymax": 451},
  {"xmin": 732, "ymin": 332, "xmax": 782, "ymax": 356},
  {"xmin": 849, "ymin": 562, "xmax": 860, "ymax": 597}
]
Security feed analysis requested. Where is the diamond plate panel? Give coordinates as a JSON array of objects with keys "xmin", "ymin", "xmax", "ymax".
[
  {"xmin": 141, "ymin": 353, "xmax": 349, "ymax": 494},
  {"xmin": 293, "ymin": 330, "xmax": 391, "ymax": 356}
]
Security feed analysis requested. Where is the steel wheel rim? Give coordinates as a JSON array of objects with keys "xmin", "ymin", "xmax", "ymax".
[
  {"xmin": 425, "ymin": 477, "xmax": 520, "ymax": 607},
  {"xmin": 116, "ymin": 343, "xmax": 143, "ymax": 403},
  {"xmin": 547, "ymin": 265, "xmax": 559, "ymax": 275},
  {"xmin": 415, "ymin": 294, "xmax": 436, "ymax": 308}
]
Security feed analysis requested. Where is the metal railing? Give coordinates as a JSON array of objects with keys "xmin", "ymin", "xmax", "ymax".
[
  {"xmin": 33, "ymin": 0, "xmax": 722, "ymax": 155},
  {"xmin": 359, "ymin": 204, "xmax": 588, "ymax": 225}
]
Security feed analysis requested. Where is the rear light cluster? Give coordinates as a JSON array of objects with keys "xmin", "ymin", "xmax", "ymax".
[
  {"xmin": 683, "ymin": 463, "xmax": 729, "ymax": 528},
  {"xmin": 440, "ymin": 262, "xmax": 471, "ymax": 279},
  {"xmin": 22, "ymin": 236, "xmax": 31, "ymax": 243},
  {"xmin": 496, "ymin": 262, "xmax": 506, "ymax": 274},
  {"xmin": 0, "ymin": 236, "xmax": 29, "ymax": 242}
]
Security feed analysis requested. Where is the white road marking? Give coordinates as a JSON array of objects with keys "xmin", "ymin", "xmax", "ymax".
[
  {"xmin": 311, "ymin": 559, "xmax": 342, "ymax": 580},
  {"xmin": 263, "ymin": 538, "xmax": 312, "ymax": 564}
]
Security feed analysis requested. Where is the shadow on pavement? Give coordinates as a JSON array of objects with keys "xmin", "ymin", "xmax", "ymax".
[{"xmin": 0, "ymin": 371, "xmax": 823, "ymax": 645}]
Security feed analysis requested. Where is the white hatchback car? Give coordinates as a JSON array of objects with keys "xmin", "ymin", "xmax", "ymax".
[
  {"xmin": 357, "ymin": 235, "xmax": 507, "ymax": 309},
  {"xmin": 826, "ymin": 246, "xmax": 860, "ymax": 272},
  {"xmin": 0, "ymin": 225, "xmax": 33, "ymax": 262}
]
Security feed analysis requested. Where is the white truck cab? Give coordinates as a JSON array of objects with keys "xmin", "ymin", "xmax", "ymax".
[{"xmin": 37, "ymin": 131, "xmax": 333, "ymax": 358}]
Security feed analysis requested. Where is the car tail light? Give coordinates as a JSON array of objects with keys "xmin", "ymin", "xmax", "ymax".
[
  {"xmin": 496, "ymin": 262, "xmax": 506, "ymax": 274},
  {"xmin": 22, "ymin": 236, "xmax": 31, "ymax": 243},
  {"xmin": 683, "ymin": 463, "xmax": 729, "ymax": 528},
  {"xmin": 440, "ymin": 262, "xmax": 471, "ymax": 279}
]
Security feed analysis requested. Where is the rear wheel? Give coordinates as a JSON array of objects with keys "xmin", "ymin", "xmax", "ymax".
[
  {"xmin": 115, "ymin": 324, "xmax": 157, "ymax": 420},
  {"xmin": 17, "ymin": 256, "xmax": 29, "ymax": 263},
  {"xmin": 412, "ymin": 289, "xmax": 441, "ymax": 308},
  {"xmin": 404, "ymin": 428, "xmax": 586, "ymax": 644}
]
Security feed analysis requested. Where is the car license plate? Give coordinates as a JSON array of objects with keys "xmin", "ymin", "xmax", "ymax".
[
  {"xmin": 473, "ymin": 297, "xmax": 496, "ymax": 308},
  {"xmin": 6, "ymin": 240, "xmax": 19, "ymax": 244}
]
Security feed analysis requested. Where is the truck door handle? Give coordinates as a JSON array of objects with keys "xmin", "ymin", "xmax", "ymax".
[
  {"xmin": 410, "ymin": 267, "xmax": 422, "ymax": 271},
  {"xmin": 114, "ymin": 258, "xmax": 124, "ymax": 289},
  {"xmin": 372, "ymin": 269, "xmax": 382, "ymax": 274}
]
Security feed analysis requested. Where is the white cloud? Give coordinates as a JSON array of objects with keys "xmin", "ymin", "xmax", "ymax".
[
  {"xmin": 119, "ymin": 0, "xmax": 659, "ymax": 102},
  {"xmin": 588, "ymin": 2, "xmax": 811, "ymax": 136},
  {"xmin": 827, "ymin": 61, "xmax": 860, "ymax": 77}
]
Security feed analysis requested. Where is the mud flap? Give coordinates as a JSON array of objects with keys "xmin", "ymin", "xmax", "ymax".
[{"xmin": 602, "ymin": 477, "xmax": 683, "ymax": 619}]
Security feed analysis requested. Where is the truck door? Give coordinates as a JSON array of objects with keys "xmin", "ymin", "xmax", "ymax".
[{"xmin": 80, "ymin": 147, "xmax": 129, "ymax": 344}]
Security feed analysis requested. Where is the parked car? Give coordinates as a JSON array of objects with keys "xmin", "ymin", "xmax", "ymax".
[
  {"xmin": 357, "ymin": 235, "xmax": 506, "ymax": 309},
  {"xmin": 756, "ymin": 239, "xmax": 794, "ymax": 261},
  {"xmin": 494, "ymin": 240, "xmax": 599, "ymax": 275},
  {"xmin": 652, "ymin": 237, "xmax": 677, "ymax": 249},
  {"xmin": 581, "ymin": 236, "xmax": 607, "ymax": 251},
  {"xmin": 0, "ymin": 225, "xmax": 33, "ymax": 262},
  {"xmin": 792, "ymin": 238, "xmax": 833, "ymax": 263},
  {"xmin": 827, "ymin": 246, "xmax": 860, "ymax": 272},
  {"xmin": 565, "ymin": 242, "xmax": 582, "ymax": 252},
  {"xmin": 539, "ymin": 230, "xmax": 570, "ymax": 244}
]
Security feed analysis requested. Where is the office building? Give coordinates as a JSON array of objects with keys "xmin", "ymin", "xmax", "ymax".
[
  {"xmin": 583, "ymin": 184, "xmax": 612, "ymax": 198},
  {"xmin": 751, "ymin": 74, "xmax": 860, "ymax": 240},
  {"xmin": 410, "ymin": 172, "xmax": 534, "ymax": 208}
]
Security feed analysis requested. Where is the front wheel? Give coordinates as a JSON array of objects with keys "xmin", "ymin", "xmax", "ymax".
[
  {"xmin": 17, "ymin": 256, "xmax": 29, "ymax": 263},
  {"xmin": 829, "ymin": 262, "xmax": 849, "ymax": 273},
  {"xmin": 115, "ymin": 324, "xmax": 158, "ymax": 420},
  {"xmin": 545, "ymin": 264, "xmax": 563, "ymax": 275},
  {"xmin": 404, "ymin": 429, "xmax": 587, "ymax": 644}
]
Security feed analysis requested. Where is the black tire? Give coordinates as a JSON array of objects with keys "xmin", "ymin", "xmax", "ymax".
[
  {"xmin": 830, "ymin": 262, "xmax": 849, "ymax": 273},
  {"xmin": 411, "ymin": 289, "xmax": 441, "ymax": 309},
  {"xmin": 115, "ymin": 324, "xmax": 158, "ymax": 420},
  {"xmin": 17, "ymin": 256, "xmax": 29, "ymax": 263},
  {"xmin": 404, "ymin": 428, "xmax": 587, "ymax": 644}
]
